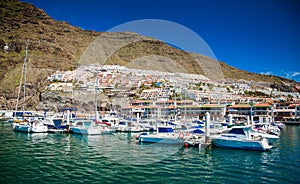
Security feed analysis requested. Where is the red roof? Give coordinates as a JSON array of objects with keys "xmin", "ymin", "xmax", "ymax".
[
  {"xmin": 201, "ymin": 104, "xmax": 224, "ymax": 108},
  {"xmin": 132, "ymin": 100, "xmax": 154, "ymax": 103},
  {"xmin": 288, "ymin": 104, "xmax": 300, "ymax": 108},
  {"xmin": 229, "ymin": 104, "xmax": 251, "ymax": 108},
  {"xmin": 254, "ymin": 103, "xmax": 271, "ymax": 107}
]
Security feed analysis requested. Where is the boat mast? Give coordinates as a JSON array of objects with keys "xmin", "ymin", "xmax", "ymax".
[
  {"xmin": 174, "ymin": 86, "xmax": 177, "ymax": 122},
  {"xmin": 95, "ymin": 73, "xmax": 99, "ymax": 121},
  {"xmin": 15, "ymin": 40, "xmax": 29, "ymax": 114},
  {"xmin": 22, "ymin": 40, "xmax": 29, "ymax": 113},
  {"xmin": 183, "ymin": 88, "xmax": 186, "ymax": 120}
]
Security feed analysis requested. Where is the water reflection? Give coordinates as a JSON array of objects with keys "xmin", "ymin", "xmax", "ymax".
[
  {"xmin": 1, "ymin": 123, "xmax": 300, "ymax": 183},
  {"xmin": 72, "ymin": 133, "xmax": 184, "ymax": 166}
]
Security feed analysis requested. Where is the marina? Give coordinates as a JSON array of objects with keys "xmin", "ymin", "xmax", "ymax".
[
  {"xmin": 0, "ymin": 1, "xmax": 299, "ymax": 183},
  {"xmin": 0, "ymin": 120, "xmax": 300, "ymax": 183}
]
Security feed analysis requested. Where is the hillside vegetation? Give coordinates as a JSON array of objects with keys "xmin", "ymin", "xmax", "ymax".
[{"xmin": 0, "ymin": 0, "xmax": 298, "ymax": 109}]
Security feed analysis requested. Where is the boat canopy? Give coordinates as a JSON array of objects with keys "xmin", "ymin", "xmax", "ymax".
[
  {"xmin": 193, "ymin": 120, "xmax": 204, "ymax": 124},
  {"xmin": 193, "ymin": 129, "xmax": 205, "ymax": 134},
  {"xmin": 13, "ymin": 111, "xmax": 32, "ymax": 117},
  {"xmin": 119, "ymin": 121, "xmax": 127, "ymax": 125},
  {"xmin": 158, "ymin": 127, "xmax": 173, "ymax": 133},
  {"xmin": 168, "ymin": 121, "xmax": 177, "ymax": 126}
]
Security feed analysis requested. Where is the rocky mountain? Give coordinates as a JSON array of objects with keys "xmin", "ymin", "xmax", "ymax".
[{"xmin": 0, "ymin": 0, "xmax": 298, "ymax": 110}]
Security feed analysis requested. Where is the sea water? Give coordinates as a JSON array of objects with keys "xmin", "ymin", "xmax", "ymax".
[{"xmin": 0, "ymin": 122, "xmax": 299, "ymax": 184}]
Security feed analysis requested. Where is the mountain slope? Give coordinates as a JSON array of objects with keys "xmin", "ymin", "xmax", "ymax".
[
  {"xmin": 0, "ymin": 0, "xmax": 298, "ymax": 109},
  {"xmin": 0, "ymin": 0, "xmax": 102, "ymax": 109}
]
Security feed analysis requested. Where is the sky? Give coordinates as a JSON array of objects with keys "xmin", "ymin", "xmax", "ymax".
[{"xmin": 22, "ymin": 0, "xmax": 300, "ymax": 82}]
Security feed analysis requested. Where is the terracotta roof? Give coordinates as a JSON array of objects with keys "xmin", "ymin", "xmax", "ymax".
[
  {"xmin": 274, "ymin": 109, "xmax": 295, "ymax": 112},
  {"xmin": 229, "ymin": 104, "xmax": 251, "ymax": 108},
  {"xmin": 156, "ymin": 100, "xmax": 175, "ymax": 103},
  {"xmin": 132, "ymin": 100, "xmax": 154, "ymax": 103},
  {"xmin": 288, "ymin": 104, "xmax": 300, "ymax": 108},
  {"xmin": 166, "ymin": 105, "xmax": 176, "ymax": 109},
  {"xmin": 254, "ymin": 103, "xmax": 271, "ymax": 107},
  {"xmin": 123, "ymin": 105, "xmax": 157, "ymax": 109},
  {"xmin": 178, "ymin": 106, "xmax": 200, "ymax": 108},
  {"xmin": 201, "ymin": 104, "xmax": 224, "ymax": 108}
]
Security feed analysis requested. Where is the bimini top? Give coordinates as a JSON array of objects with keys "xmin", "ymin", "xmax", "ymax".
[{"xmin": 158, "ymin": 126, "xmax": 174, "ymax": 133}]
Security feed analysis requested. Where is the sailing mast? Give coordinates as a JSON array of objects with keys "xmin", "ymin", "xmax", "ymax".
[
  {"xmin": 174, "ymin": 86, "xmax": 177, "ymax": 122},
  {"xmin": 94, "ymin": 73, "xmax": 99, "ymax": 123},
  {"xmin": 15, "ymin": 40, "xmax": 29, "ymax": 115},
  {"xmin": 22, "ymin": 40, "xmax": 29, "ymax": 113}
]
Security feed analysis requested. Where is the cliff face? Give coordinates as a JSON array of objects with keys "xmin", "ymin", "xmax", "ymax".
[
  {"xmin": 0, "ymin": 0, "xmax": 298, "ymax": 110},
  {"xmin": 0, "ymin": 0, "xmax": 101, "ymax": 109}
]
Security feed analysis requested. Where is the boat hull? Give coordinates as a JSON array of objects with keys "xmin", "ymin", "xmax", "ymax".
[
  {"xmin": 139, "ymin": 135, "xmax": 184, "ymax": 144},
  {"xmin": 13, "ymin": 123, "xmax": 48, "ymax": 133},
  {"xmin": 13, "ymin": 124, "xmax": 31, "ymax": 132},
  {"xmin": 212, "ymin": 138, "xmax": 272, "ymax": 151},
  {"xmin": 71, "ymin": 127, "xmax": 103, "ymax": 135},
  {"xmin": 184, "ymin": 135, "xmax": 205, "ymax": 147}
]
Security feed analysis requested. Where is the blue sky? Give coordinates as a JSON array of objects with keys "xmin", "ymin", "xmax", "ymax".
[{"xmin": 22, "ymin": 0, "xmax": 300, "ymax": 82}]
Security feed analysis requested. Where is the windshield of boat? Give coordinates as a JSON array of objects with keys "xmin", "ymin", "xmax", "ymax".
[{"xmin": 228, "ymin": 128, "xmax": 245, "ymax": 135}]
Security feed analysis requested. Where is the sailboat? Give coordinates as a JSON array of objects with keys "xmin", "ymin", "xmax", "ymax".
[
  {"xmin": 71, "ymin": 73, "xmax": 113, "ymax": 135},
  {"xmin": 12, "ymin": 40, "xmax": 48, "ymax": 133}
]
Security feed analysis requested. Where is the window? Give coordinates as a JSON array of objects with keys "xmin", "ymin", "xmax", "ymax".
[{"xmin": 228, "ymin": 128, "xmax": 245, "ymax": 135}]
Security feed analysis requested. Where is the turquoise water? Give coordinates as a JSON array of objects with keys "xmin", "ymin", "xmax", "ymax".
[{"xmin": 0, "ymin": 122, "xmax": 299, "ymax": 184}]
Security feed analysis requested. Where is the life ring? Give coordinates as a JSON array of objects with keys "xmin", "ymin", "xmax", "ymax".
[
  {"xmin": 186, "ymin": 132, "xmax": 190, "ymax": 136},
  {"xmin": 179, "ymin": 133, "xmax": 184, "ymax": 138}
]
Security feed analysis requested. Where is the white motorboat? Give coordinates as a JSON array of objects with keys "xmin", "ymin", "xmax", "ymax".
[
  {"xmin": 137, "ymin": 126, "xmax": 186, "ymax": 144},
  {"xmin": 42, "ymin": 117, "xmax": 68, "ymax": 130},
  {"xmin": 211, "ymin": 126, "xmax": 272, "ymax": 151},
  {"xmin": 13, "ymin": 120, "xmax": 48, "ymax": 133},
  {"xmin": 71, "ymin": 120, "xmax": 112, "ymax": 135},
  {"xmin": 115, "ymin": 119, "xmax": 143, "ymax": 133},
  {"xmin": 184, "ymin": 134, "xmax": 205, "ymax": 147}
]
